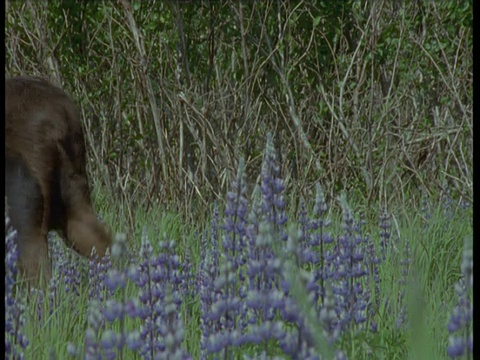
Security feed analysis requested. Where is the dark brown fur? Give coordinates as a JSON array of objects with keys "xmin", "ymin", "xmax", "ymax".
[{"xmin": 5, "ymin": 76, "xmax": 112, "ymax": 286}]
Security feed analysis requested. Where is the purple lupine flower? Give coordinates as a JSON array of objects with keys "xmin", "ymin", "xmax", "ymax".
[
  {"xmin": 447, "ymin": 236, "xmax": 473, "ymax": 358},
  {"xmin": 110, "ymin": 233, "xmax": 127, "ymax": 259},
  {"xmin": 105, "ymin": 268, "xmax": 127, "ymax": 293},
  {"xmin": 460, "ymin": 236, "xmax": 473, "ymax": 290},
  {"xmin": 260, "ymin": 133, "xmax": 287, "ymax": 237},
  {"xmin": 447, "ymin": 282, "xmax": 473, "ymax": 358},
  {"xmin": 291, "ymin": 203, "xmax": 321, "ymax": 271},
  {"xmin": 211, "ymin": 203, "xmax": 221, "ymax": 279},
  {"xmin": 222, "ymin": 165, "xmax": 249, "ymax": 268},
  {"xmin": 243, "ymin": 220, "xmax": 287, "ymax": 354},
  {"xmin": 277, "ymin": 226, "xmax": 325, "ymax": 357},
  {"xmin": 103, "ymin": 298, "xmax": 124, "ymax": 323},
  {"xmin": 379, "ymin": 208, "xmax": 391, "ymax": 259},
  {"xmin": 202, "ymin": 158, "xmax": 250, "ymax": 357},
  {"xmin": 357, "ymin": 209, "xmax": 387, "ymax": 334},
  {"xmin": 69, "ymin": 233, "xmax": 141, "ymax": 360},
  {"xmin": 245, "ymin": 137, "xmax": 321, "ymax": 356},
  {"xmin": 244, "ymin": 134, "xmax": 289, "ymax": 333},
  {"xmin": 326, "ymin": 194, "xmax": 370, "ymax": 334},
  {"xmin": 309, "ymin": 183, "xmax": 334, "ymax": 310},
  {"xmin": 84, "ymin": 300, "xmax": 104, "ymax": 359},
  {"xmin": 5, "ymin": 215, "xmax": 29, "ymax": 360},
  {"xmin": 30, "ymin": 287, "xmax": 46, "ymax": 323},
  {"xmin": 135, "ymin": 233, "xmax": 165, "ymax": 359},
  {"xmin": 319, "ymin": 283, "xmax": 341, "ymax": 344},
  {"xmin": 198, "ymin": 227, "xmax": 222, "ymax": 358},
  {"xmin": 459, "ymin": 199, "xmax": 470, "ymax": 210},
  {"xmin": 156, "ymin": 286, "xmax": 192, "ymax": 360},
  {"xmin": 87, "ymin": 245, "xmax": 132, "ymax": 358},
  {"xmin": 246, "ymin": 221, "xmax": 283, "ymax": 320},
  {"xmin": 49, "ymin": 232, "xmax": 84, "ymax": 298},
  {"xmin": 61, "ymin": 252, "xmax": 82, "ymax": 297},
  {"xmin": 66, "ymin": 342, "xmax": 77, "ymax": 357},
  {"xmin": 125, "ymin": 329, "xmax": 142, "ymax": 353},
  {"xmin": 99, "ymin": 329, "xmax": 122, "ymax": 360},
  {"xmin": 88, "ymin": 246, "xmax": 112, "ymax": 303},
  {"xmin": 289, "ymin": 201, "xmax": 325, "ymax": 308},
  {"xmin": 102, "ymin": 266, "xmax": 144, "ymax": 356},
  {"xmin": 181, "ymin": 246, "xmax": 195, "ymax": 301},
  {"xmin": 279, "ymin": 281, "xmax": 316, "ymax": 357},
  {"xmin": 134, "ymin": 233, "xmax": 190, "ymax": 359},
  {"xmin": 48, "ymin": 232, "xmax": 63, "ymax": 269},
  {"xmin": 396, "ymin": 239, "xmax": 411, "ymax": 329},
  {"xmin": 203, "ymin": 261, "xmax": 244, "ymax": 353},
  {"xmin": 280, "ymin": 225, "xmax": 342, "ymax": 360}
]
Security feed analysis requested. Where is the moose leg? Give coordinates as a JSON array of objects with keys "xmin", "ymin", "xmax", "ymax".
[{"xmin": 5, "ymin": 152, "xmax": 52, "ymax": 287}]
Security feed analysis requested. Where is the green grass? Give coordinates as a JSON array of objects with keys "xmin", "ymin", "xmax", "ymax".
[{"xmin": 20, "ymin": 190, "xmax": 471, "ymax": 359}]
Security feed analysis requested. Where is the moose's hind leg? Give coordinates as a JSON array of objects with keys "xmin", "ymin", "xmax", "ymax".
[{"xmin": 5, "ymin": 152, "xmax": 52, "ymax": 286}]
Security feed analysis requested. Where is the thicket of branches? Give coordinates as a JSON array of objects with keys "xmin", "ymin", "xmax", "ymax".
[{"xmin": 6, "ymin": 0, "xmax": 472, "ymax": 227}]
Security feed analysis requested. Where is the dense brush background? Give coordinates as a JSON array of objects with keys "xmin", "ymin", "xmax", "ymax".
[{"xmin": 5, "ymin": 1, "xmax": 472, "ymax": 359}]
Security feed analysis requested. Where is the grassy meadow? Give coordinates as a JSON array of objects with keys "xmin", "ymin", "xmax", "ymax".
[
  {"xmin": 5, "ymin": 1, "xmax": 472, "ymax": 359},
  {"xmin": 5, "ymin": 136, "xmax": 472, "ymax": 360}
]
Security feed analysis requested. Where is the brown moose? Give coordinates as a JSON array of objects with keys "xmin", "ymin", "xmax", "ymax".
[{"xmin": 5, "ymin": 76, "xmax": 112, "ymax": 286}]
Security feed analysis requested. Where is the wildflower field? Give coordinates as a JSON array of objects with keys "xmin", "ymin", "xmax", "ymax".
[
  {"xmin": 5, "ymin": 1, "xmax": 472, "ymax": 359},
  {"xmin": 5, "ymin": 135, "xmax": 472, "ymax": 360}
]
